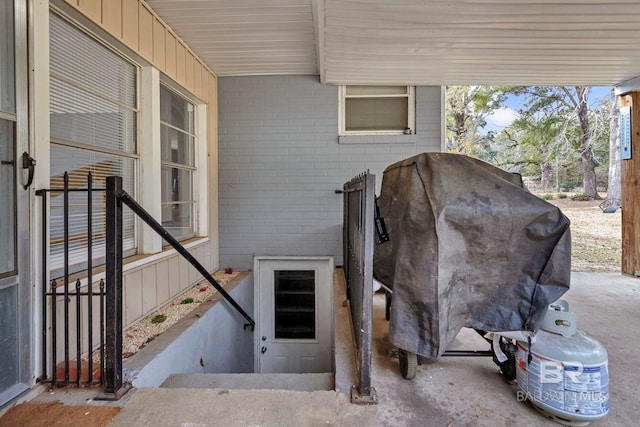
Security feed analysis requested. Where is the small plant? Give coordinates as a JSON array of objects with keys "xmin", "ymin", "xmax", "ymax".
[
  {"xmin": 571, "ymin": 193, "xmax": 591, "ymax": 201},
  {"xmin": 557, "ymin": 193, "xmax": 567, "ymax": 199},
  {"xmin": 181, "ymin": 297, "xmax": 194, "ymax": 304},
  {"xmin": 151, "ymin": 314, "xmax": 166, "ymax": 324},
  {"xmin": 540, "ymin": 194, "xmax": 554, "ymax": 200},
  {"xmin": 224, "ymin": 267, "xmax": 234, "ymax": 274}
]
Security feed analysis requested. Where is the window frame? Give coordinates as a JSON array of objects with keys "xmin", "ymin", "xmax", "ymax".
[
  {"xmin": 158, "ymin": 81, "xmax": 200, "ymax": 243},
  {"xmin": 338, "ymin": 85, "xmax": 415, "ymax": 136},
  {"xmin": 48, "ymin": 11, "xmax": 140, "ymax": 276}
]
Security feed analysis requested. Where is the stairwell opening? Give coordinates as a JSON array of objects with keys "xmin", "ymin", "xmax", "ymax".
[{"xmin": 122, "ymin": 262, "xmax": 339, "ymax": 392}]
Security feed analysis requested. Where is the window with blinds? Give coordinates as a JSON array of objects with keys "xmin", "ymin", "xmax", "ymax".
[
  {"xmin": 340, "ymin": 86, "xmax": 415, "ymax": 135},
  {"xmin": 49, "ymin": 12, "xmax": 138, "ymax": 274},
  {"xmin": 160, "ymin": 85, "xmax": 196, "ymax": 240}
]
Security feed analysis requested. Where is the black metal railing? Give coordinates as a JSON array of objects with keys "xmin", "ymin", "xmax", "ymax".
[
  {"xmin": 103, "ymin": 176, "xmax": 255, "ymax": 397},
  {"xmin": 37, "ymin": 172, "xmax": 105, "ymax": 388},
  {"xmin": 342, "ymin": 171, "xmax": 377, "ymax": 404},
  {"xmin": 38, "ymin": 173, "xmax": 255, "ymax": 399}
]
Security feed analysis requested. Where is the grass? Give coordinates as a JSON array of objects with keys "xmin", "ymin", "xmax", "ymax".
[
  {"xmin": 552, "ymin": 198, "xmax": 621, "ymax": 272},
  {"xmin": 570, "ymin": 193, "xmax": 591, "ymax": 201},
  {"xmin": 151, "ymin": 314, "xmax": 167, "ymax": 324}
]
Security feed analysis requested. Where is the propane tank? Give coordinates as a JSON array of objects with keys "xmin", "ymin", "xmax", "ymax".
[{"xmin": 515, "ymin": 301, "xmax": 609, "ymax": 426}]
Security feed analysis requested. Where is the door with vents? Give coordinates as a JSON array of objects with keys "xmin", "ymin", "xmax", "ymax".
[{"xmin": 255, "ymin": 257, "xmax": 334, "ymax": 373}]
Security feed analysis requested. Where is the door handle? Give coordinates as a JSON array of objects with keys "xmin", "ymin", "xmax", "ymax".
[
  {"xmin": 261, "ymin": 346, "xmax": 267, "ymax": 354},
  {"xmin": 22, "ymin": 152, "xmax": 36, "ymax": 190}
]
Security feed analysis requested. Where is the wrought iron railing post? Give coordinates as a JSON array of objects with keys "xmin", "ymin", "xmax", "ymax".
[
  {"xmin": 343, "ymin": 172, "xmax": 377, "ymax": 404},
  {"xmin": 36, "ymin": 190, "xmax": 48, "ymax": 382},
  {"xmin": 102, "ymin": 176, "xmax": 124, "ymax": 398},
  {"xmin": 87, "ymin": 172, "xmax": 94, "ymax": 383},
  {"xmin": 358, "ymin": 173, "xmax": 375, "ymax": 401}
]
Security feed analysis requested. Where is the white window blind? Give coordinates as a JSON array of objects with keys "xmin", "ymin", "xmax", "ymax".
[
  {"xmin": 340, "ymin": 85, "xmax": 415, "ymax": 134},
  {"xmin": 49, "ymin": 12, "xmax": 138, "ymax": 273}
]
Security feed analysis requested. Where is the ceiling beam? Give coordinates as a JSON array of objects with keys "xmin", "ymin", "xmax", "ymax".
[{"xmin": 311, "ymin": 0, "xmax": 325, "ymax": 83}]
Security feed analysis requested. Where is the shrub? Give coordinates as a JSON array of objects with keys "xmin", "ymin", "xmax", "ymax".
[
  {"xmin": 181, "ymin": 297, "xmax": 194, "ymax": 304},
  {"xmin": 540, "ymin": 194, "xmax": 554, "ymax": 200},
  {"xmin": 570, "ymin": 193, "xmax": 591, "ymax": 201},
  {"xmin": 557, "ymin": 193, "xmax": 567, "ymax": 199},
  {"xmin": 151, "ymin": 314, "xmax": 167, "ymax": 324}
]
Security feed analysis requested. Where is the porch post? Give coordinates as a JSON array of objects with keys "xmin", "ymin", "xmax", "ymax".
[
  {"xmin": 620, "ymin": 93, "xmax": 640, "ymax": 276},
  {"xmin": 103, "ymin": 176, "xmax": 124, "ymax": 397}
]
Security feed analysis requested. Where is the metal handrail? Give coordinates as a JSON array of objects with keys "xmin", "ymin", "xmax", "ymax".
[
  {"xmin": 116, "ymin": 188, "xmax": 255, "ymax": 331},
  {"xmin": 103, "ymin": 176, "xmax": 255, "ymax": 398}
]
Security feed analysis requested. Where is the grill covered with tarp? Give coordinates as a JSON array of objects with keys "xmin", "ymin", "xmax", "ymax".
[{"xmin": 373, "ymin": 153, "xmax": 571, "ymax": 359}]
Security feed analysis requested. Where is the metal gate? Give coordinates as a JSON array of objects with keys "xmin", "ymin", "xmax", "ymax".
[
  {"xmin": 342, "ymin": 171, "xmax": 377, "ymax": 404},
  {"xmin": 37, "ymin": 172, "xmax": 106, "ymax": 389}
]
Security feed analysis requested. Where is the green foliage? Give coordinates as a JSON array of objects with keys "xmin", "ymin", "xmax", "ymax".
[
  {"xmin": 558, "ymin": 193, "xmax": 568, "ymax": 199},
  {"xmin": 540, "ymin": 194, "xmax": 554, "ymax": 200},
  {"xmin": 444, "ymin": 85, "xmax": 613, "ymax": 199},
  {"xmin": 151, "ymin": 314, "xmax": 167, "ymax": 324},
  {"xmin": 180, "ymin": 298, "xmax": 194, "ymax": 304},
  {"xmin": 571, "ymin": 193, "xmax": 592, "ymax": 201},
  {"xmin": 445, "ymin": 86, "xmax": 506, "ymax": 158}
]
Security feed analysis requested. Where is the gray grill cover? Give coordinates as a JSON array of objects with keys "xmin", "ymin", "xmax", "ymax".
[{"xmin": 373, "ymin": 153, "xmax": 571, "ymax": 359}]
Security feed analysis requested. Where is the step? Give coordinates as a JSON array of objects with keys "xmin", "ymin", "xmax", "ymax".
[{"xmin": 160, "ymin": 373, "xmax": 334, "ymax": 392}]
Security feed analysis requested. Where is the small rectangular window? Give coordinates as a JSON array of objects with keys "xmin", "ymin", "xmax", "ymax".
[
  {"xmin": 274, "ymin": 270, "xmax": 316, "ymax": 339},
  {"xmin": 340, "ymin": 85, "xmax": 415, "ymax": 135}
]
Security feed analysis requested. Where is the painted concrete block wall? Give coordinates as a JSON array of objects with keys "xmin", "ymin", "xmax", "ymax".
[{"xmin": 218, "ymin": 76, "xmax": 442, "ymax": 269}]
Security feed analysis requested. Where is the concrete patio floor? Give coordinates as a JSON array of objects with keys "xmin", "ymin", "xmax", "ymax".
[{"xmin": 22, "ymin": 272, "xmax": 640, "ymax": 426}]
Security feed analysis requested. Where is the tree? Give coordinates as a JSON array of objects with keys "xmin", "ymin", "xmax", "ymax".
[
  {"xmin": 492, "ymin": 108, "xmax": 570, "ymax": 189},
  {"xmin": 445, "ymin": 86, "xmax": 505, "ymax": 159},
  {"xmin": 506, "ymin": 86, "xmax": 605, "ymax": 199},
  {"xmin": 607, "ymin": 88, "xmax": 621, "ymax": 202}
]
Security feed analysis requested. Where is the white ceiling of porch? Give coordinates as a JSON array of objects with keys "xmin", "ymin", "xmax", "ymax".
[{"xmin": 146, "ymin": 0, "xmax": 640, "ymax": 87}]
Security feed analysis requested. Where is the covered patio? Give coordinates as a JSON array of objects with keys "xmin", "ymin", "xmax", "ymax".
[
  {"xmin": 19, "ymin": 271, "xmax": 639, "ymax": 426},
  {"xmin": 2, "ymin": 0, "xmax": 639, "ymax": 425}
]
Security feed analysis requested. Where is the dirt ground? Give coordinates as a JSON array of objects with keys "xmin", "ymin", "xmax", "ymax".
[
  {"xmin": 0, "ymin": 402, "xmax": 119, "ymax": 427},
  {"xmin": 553, "ymin": 197, "xmax": 621, "ymax": 272}
]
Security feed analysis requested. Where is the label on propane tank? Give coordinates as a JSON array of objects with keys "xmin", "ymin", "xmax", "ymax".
[{"xmin": 515, "ymin": 342, "xmax": 609, "ymax": 416}]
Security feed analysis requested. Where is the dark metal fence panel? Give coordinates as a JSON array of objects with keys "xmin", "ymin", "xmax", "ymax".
[
  {"xmin": 36, "ymin": 172, "xmax": 106, "ymax": 389},
  {"xmin": 343, "ymin": 172, "xmax": 377, "ymax": 404},
  {"xmin": 38, "ymin": 173, "xmax": 254, "ymax": 399}
]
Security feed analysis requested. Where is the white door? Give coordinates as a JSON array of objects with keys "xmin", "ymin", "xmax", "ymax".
[
  {"xmin": 0, "ymin": 0, "xmax": 30, "ymax": 406},
  {"xmin": 255, "ymin": 257, "xmax": 334, "ymax": 374}
]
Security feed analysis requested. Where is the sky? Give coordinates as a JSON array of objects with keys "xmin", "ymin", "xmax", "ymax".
[{"xmin": 483, "ymin": 86, "xmax": 613, "ymax": 134}]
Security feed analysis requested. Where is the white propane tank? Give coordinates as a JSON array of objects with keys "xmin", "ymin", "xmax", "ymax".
[{"xmin": 515, "ymin": 301, "xmax": 609, "ymax": 426}]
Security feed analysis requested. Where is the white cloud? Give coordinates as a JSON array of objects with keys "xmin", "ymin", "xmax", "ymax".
[{"xmin": 485, "ymin": 107, "xmax": 519, "ymax": 130}]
